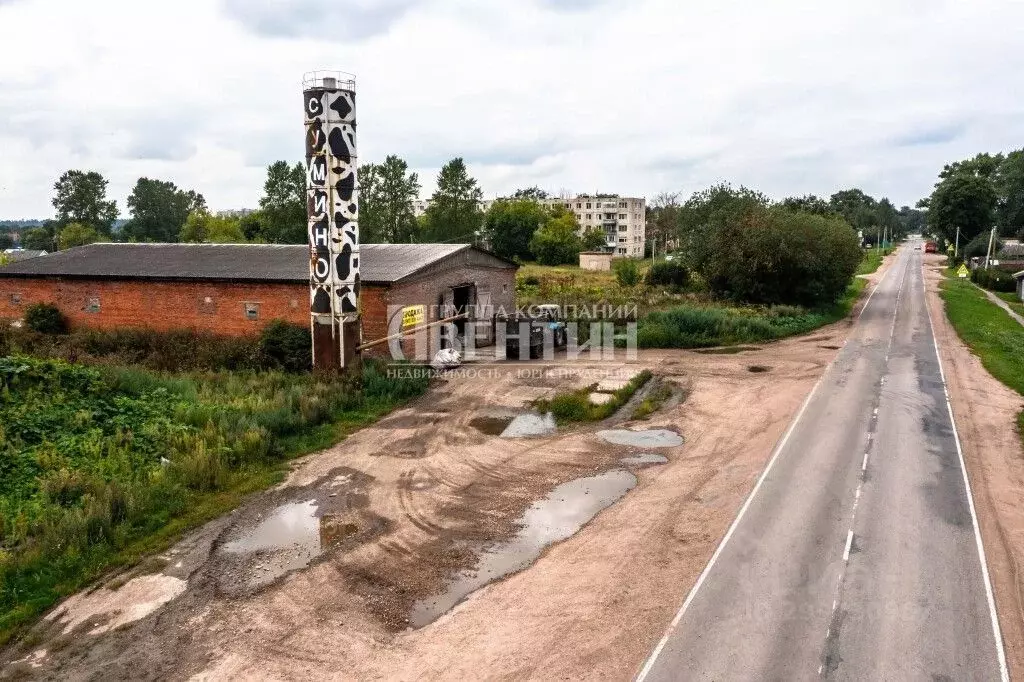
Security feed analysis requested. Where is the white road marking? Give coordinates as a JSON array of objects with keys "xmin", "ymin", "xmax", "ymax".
[
  {"xmin": 634, "ymin": 251, "xmax": 901, "ymax": 682},
  {"xmin": 843, "ymin": 530, "xmax": 854, "ymax": 562},
  {"xmin": 862, "ymin": 453, "xmax": 869, "ymax": 471},
  {"xmin": 920, "ymin": 255, "xmax": 1010, "ymax": 682}
]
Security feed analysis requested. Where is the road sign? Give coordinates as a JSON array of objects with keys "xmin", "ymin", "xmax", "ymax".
[{"xmin": 957, "ymin": 264, "xmax": 969, "ymax": 278}]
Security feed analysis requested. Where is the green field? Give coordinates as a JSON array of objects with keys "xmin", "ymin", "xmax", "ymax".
[{"xmin": 0, "ymin": 356, "xmax": 427, "ymax": 643}]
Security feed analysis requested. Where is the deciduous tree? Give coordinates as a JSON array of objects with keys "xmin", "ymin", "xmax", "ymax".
[
  {"xmin": 528, "ymin": 205, "xmax": 581, "ymax": 265},
  {"xmin": 257, "ymin": 161, "xmax": 307, "ymax": 244},
  {"xmin": 57, "ymin": 222, "xmax": 100, "ymax": 250},
  {"xmin": 122, "ymin": 178, "xmax": 205, "ymax": 242},
  {"xmin": 482, "ymin": 198, "xmax": 546, "ymax": 261},
  {"xmin": 360, "ymin": 155, "xmax": 420, "ymax": 243},
  {"xmin": 51, "ymin": 170, "xmax": 118, "ymax": 236}
]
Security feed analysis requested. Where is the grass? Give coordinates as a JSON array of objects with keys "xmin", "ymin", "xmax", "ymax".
[
  {"xmin": 940, "ymin": 277, "xmax": 1024, "ymax": 395},
  {"xmin": 0, "ymin": 356, "xmax": 428, "ymax": 644},
  {"xmin": 635, "ymin": 278, "xmax": 865, "ymax": 349},
  {"xmin": 534, "ymin": 370, "xmax": 653, "ymax": 423},
  {"xmin": 631, "ymin": 381, "xmax": 675, "ymax": 420},
  {"xmin": 856, "ymin": 247, "xmax": 894, "ymax": 276},
  {"xmin": 995, "ymin": 291, "xmax": 1024, "ymax": 319}
]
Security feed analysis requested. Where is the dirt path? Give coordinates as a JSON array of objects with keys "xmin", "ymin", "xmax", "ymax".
[
  {"xmin": 2, "ymin": 297, "xmax": 881, "ymax": 680},
  {"xmin": 923, "ymin": 254, "xmax": 1024, "ymax": 679}
]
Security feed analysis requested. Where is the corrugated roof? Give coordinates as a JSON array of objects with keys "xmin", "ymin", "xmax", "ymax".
[
  {"xmin": 0, "ymin": 242, "xmax": 503, "ymax": 284},
  {"xmin": 2, "ymin": 249, "xmax": 48, "ymax": 262}
]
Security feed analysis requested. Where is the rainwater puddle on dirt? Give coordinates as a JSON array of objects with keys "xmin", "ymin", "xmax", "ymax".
[
  {"xmin": 747, "ymin": 365, "xmax": 771, "ymax": 373},
  {"xmin": 409, "ymin": 469, "xmax": 637, "ymax": 628},
  {"xmin": 620, "ymin": 453, "xmax": 669, "ymax": 466},
  {"xmin": 500, "ymin": 412, "xmax": 557, "ymax": 438},
  {"xmin": 469, "ymin": 416, "xmax": 514, "ymax": 436},
  {"xmin": 597, "ymin": 428, "xmax": 683, "ymax": 448}
]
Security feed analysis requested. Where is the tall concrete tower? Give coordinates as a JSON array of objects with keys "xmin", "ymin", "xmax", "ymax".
[{"xmin": 303, "ymin": 71, "xmax": 360, "ymax": 371}]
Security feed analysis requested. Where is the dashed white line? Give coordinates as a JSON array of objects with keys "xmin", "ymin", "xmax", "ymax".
[
  {"xmin": 862, "ymin": 453, "xmax": 869, "ymax": 471},
  {"xmin": 843, "ymin": 530, "xmax": 854, "ymax": 563}
]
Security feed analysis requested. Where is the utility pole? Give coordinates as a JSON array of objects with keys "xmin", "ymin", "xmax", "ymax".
[
  {"xmin": 984, "ymin": 226, "xmax": 997, "ymax": 269},
  {"xmin": 954, "ymin": 225, "xmax": 960, "ymax": 260}
]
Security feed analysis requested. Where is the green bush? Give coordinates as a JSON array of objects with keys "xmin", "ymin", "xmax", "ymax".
[
  {"xmin": 259, "ymin": 320, "xmax": 312, "ymax": 373},
  {"xmin": 613, "ymin": 258, "xmax": 641, "ymax": 287},
  {"xmin": 645, "ymin": 261, "xmax": 690, "ymax": 288},
  {"xmin": 970, "ymin": 267, "xmax": 1017, "ymax": 293},
  {"xmin": 24, "ymin": 303, "xmax": 66, "ymax": 334}
]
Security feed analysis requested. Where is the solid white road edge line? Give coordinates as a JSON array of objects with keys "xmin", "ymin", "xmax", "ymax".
[
  {"xmin": 633, "ymin": 250, "xmax": 902, "ymax": 682},
  {"xmin": 921, "ymin": 256, "xmax": 1010, "ymax": 682}
]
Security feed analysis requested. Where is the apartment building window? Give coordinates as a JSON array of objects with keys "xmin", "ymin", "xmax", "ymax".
[
  {"xmin": 618, "ymin": 237, "xmax": 627, "ymax": 243},
  {"xmin": 586, "ymin": 202, "xmax": 592, "ymax": 209},
  {"xmin": 617, "ymin": 248, "xmax": 626, "ymax": 254},
  {"xmin": 586, "ymin": 213, "xmax": 591, "ymax": 220},
  {"xmin": 618, "ymin": 225, "xmax": 627, "ymax": 232},
  {"xmin": 619, "ymin": 201, "xmax": 627, "ymax": 208},
  {"xmin": 618, "ymin": 213, "xmax": 626, "ymax": 219},
  {"xmin": 565, "ymin": 202, "xmax": 571, "ymax": 208},
  {"xmin": 576, "ymin": 202, "xmax": 582, "ymax": 209},
  {"xmin": 576, "ymin": 214, "xmax": 582, "ymax": 220}
]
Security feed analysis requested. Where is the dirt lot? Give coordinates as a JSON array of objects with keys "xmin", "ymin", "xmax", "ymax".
[
  {"xmin": 2, "ymin": 277, "xmax": 890, "ymax": 680},
  {"xmin": 922, "ymin": 255, "xmax": 1024, "ymax": 679}
]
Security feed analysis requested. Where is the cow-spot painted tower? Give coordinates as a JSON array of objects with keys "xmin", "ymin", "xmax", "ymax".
[{"xmin": 303, "ymin": 71, "xmax": 360, "ymax": 370}]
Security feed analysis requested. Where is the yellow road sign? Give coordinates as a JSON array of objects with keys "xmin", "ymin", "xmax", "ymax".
[
  {"xmin": 957, "ymin": 264, "xmax": 969, "ymax": 278},
  {"xmin": 401, "ymin": 305, "xmax": 425, "ymax": 327}
]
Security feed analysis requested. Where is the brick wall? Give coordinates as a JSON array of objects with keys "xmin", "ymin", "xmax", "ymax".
[{"xmin": 0, "ymin": 277, "xmax": 309, "ymax": 335}]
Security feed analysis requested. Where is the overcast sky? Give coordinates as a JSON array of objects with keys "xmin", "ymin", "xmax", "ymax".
[{"xmin": 1, "ymin": 0, "xmax": 1022, "ymax": 219}]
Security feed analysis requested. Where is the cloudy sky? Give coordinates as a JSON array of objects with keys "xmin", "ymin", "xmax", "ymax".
[{"xmin": 1, "ymin": 0, "xmax": 1022, "ymax": 219}]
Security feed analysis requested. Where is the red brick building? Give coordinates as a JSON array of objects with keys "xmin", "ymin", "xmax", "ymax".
[{"xmin": 0, "ymin": 243, "xmax": 517, "ymax": 357}]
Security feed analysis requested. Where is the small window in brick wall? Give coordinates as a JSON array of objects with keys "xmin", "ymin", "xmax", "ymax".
[
  {"xmin": 244, "ymin": 302, "xmax": 260, "ymax": 320},
  {"xmin": 199, "ymin": 296, "xmax": 216, "ymax": 315},
  {"xmin": 9, "ymin": 293, "xmax": 22, "ymax": 305},
  {"xmin": 85, "ymin": 297, "xmax": 100, "ymax": 313}
]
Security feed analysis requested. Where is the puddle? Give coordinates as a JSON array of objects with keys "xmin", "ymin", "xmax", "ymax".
[
  {"xmin": 221, "ymin": 500, "xmax": 323, "ymax": 578},
  {"xmin": 597, "ymin": 428, "xmax": 683, "ymax": 448},
  {"xmin": 500, "ymin": 412, "xmax": 557, "ymax": 438},
  {"xmin": 409, "ymin": 469, "xmax": 637, "ymax": 627},
  {"xmin": 748, "ymin": 365, "xmax": 771, "ymax": 373},
  {"xmin": 696, "ymin": 345, "xmax": 760, "ymax": 354},
  {"xmin": 819, "ymin": 345, "xmax": 842, "ymax": 350},
  {"xmin": 217, "ymin": 482, "xmax": 387, "ymax": 592},
  {"xmin": 620, "ymin": 453, "xmax": 669, "ymax": 466},
  {"xmin": 470, "ymin": 416, "xmax": 514, "ymax": 436}
]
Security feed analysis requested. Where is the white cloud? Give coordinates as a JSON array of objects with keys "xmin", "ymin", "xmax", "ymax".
[{"xmin": 0, "ymin": 0, "xmax": 1022, "ymax": 218}]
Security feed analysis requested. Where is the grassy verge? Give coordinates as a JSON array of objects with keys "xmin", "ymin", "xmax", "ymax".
[
  {"xmin": 635, "ymin": 278, "xmax": 865, "ymax": 349},
  {"xmin": 0, "ymin": 356, "xmax": 428, "ymax": 643},
  {"xmin": 940, "ymin": 277, "xmax": 1024, "ymax": 394},
  {"xmin": 995, "ymin": 291, "xmax": 1024, "ymax": 319},
  {"xmin": 856, "ymin": 247, "xmax": 894, "ymax": 276},
  {"xmin": 534, "ymin": 370, "xmax": 652, "ymax": 423}
]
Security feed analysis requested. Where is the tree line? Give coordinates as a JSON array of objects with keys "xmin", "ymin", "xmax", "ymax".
[{"xmin": 919, "ymin": 149, "xmax": 1024, "ymax": 253}]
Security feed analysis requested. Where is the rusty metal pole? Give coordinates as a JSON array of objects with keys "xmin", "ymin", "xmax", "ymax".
[{"xmin": 303, "ymin": 71, "xmax": 361, "ymax": 372}]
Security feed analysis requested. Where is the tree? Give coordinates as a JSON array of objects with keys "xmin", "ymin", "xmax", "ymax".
[
  {"xmin": 995, "ymin": 149, "xmax": 1024, "ymax": 236},
  {"xmin": 422, "ymin": 158, "xmax": 484, "ymax": 242},
  {"xmin": 897, "ymin": 206, "xmax": 926, "ymax": 235},
  {"xmin": 779, "ymin": 195, "xmax": 834, "ymax": 217},
  {"xmin": 939, "ymin": 152, "xmax": 1003, "ymax": 181},
  {"xmin": 648, "ymin": 192, "xmax": 681, "ymax": 254},
  {"xmin": 581, "ymin": 226, "xmax": 607, "ymax": 251},
  {"xmin": 529, "ymin": 206, "xmax": 581, "ymax": 265},
  {"xmin": 511, "ymin": 186, "xmax": 549, "ymax": 200},
  {"xmin": 927, "ymin": 173, "xmax": 997, "ymax": 243},
  {"xmin": 51, "ymin": 170, "xmax": 118, "ymax": 236},
  {"xmin": 613, "ymin": 258, "xmax": 640, "ymax": 287},
  {"xmin": 122, "ymin": 178, "xmax": 205, "ymax": 242},
  {"xmin": 239, "ymin": 211, "xmax": 266, "ymax": 241},
  {"xmin": 21, "ymin": 227, "xmax": 54, "ymax": 251},
  {"xmin": 829, "ymin": 189, "xmax": 877, "ymax": 233},
  {"xmin": 0, "ymin": 234, "xmax": 13, "ymax": 250},
  {"xmin": 257, "ymin": 161, "xmax": 306, "ymax": 243},
  {"xmin": 481, "ymin": 199, "xmax": 546, "ymax": 261},
  {"xmin": 57, "ymin": 222, "xmax": 100, "ymax": 250},
  {"xmin": 676, "ymin": 184, "xmax": 769, "ymax": 273},
  {"xmin": 360, "ymin": 155, "xmax": 420, "ymax": 243},
  {"xmin": 702, "ymin": 206, "xmax": 862, "ymax": 306},
  {"xmin": 180, "ymin": 210, "xmax": 246, "ymax": 243}
]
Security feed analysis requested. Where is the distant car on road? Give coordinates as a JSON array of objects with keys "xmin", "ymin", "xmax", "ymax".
[
  {"xmin": 925, "ymin": 241, "xmax": 938, "ymax": 253},
  {"xmin": 914, "ymin": 245, "xmax": 921, "ymax": 251}
]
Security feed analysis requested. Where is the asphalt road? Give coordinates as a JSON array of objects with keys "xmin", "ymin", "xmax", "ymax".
[{"xmin": 638, "ymin": 242, "xmax": 1009, "ymax": 681}]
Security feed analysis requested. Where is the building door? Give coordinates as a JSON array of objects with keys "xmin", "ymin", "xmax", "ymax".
[{"xmin": 452, "ymin": 284, "xmax": 473, "ymax": 339}]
